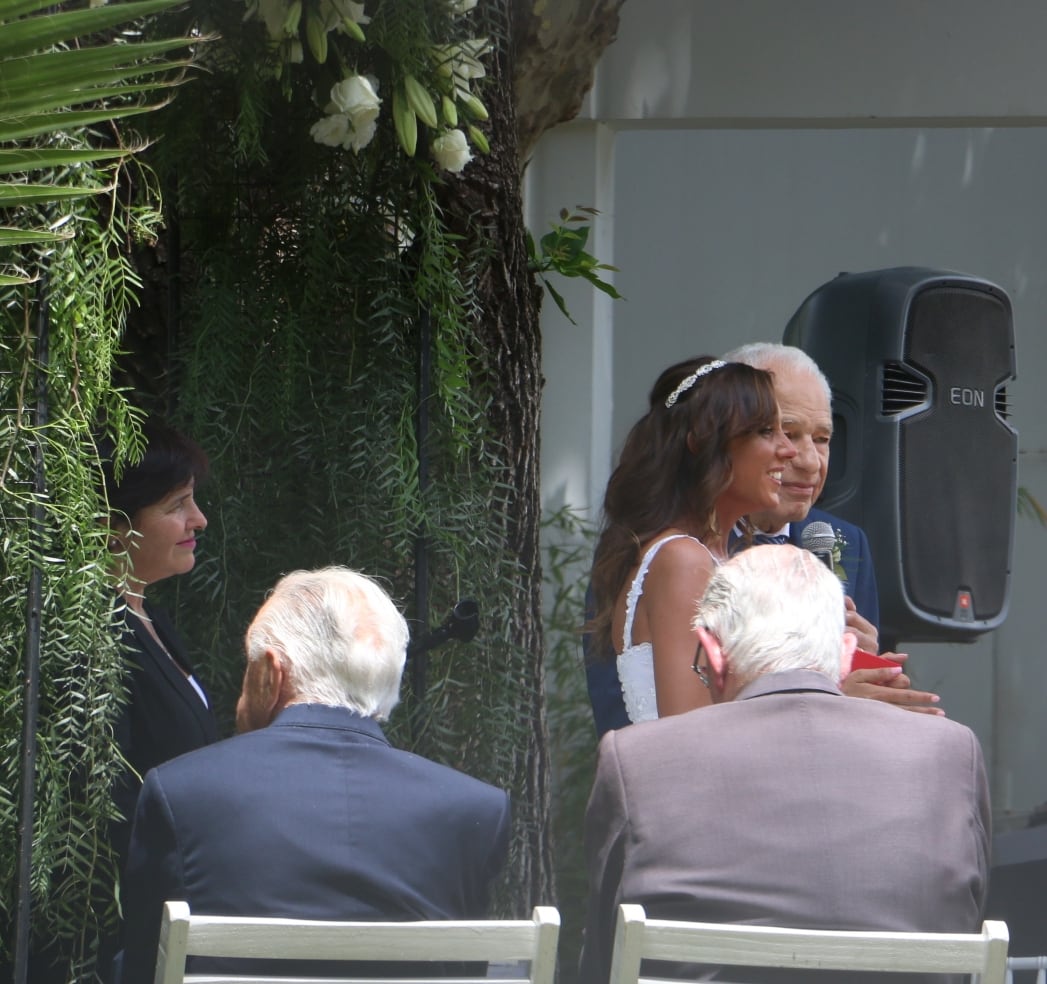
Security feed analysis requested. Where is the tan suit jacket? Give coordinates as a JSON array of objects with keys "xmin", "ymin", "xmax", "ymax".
[{"xmin": 580, "ymin": 669, "xmax": 990, "ymax": 984}]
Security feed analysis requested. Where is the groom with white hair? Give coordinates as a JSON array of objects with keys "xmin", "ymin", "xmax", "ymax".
[{"xmin": 580, "ymin": 544, "xmax": 990, "ymax": 984}]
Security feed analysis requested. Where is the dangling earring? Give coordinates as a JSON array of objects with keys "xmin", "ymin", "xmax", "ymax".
[{"xmin": 706, "ymin": 511, "xmax": 721, "ymax": 538}]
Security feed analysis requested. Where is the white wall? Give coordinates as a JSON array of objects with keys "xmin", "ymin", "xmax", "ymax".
[{"xmin": 532, "ymin": 0, "xmax": 1047, "ymax": 826}]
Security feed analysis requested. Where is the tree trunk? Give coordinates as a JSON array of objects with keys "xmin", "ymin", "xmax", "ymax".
[
  {"xmin": 436, "ymin": 0, "xmax": 627, "ymax": 910},
  {"xmin": 513, "ymin": 0, "xmax": 627, "ymax": 160},
  {"xmin": 437, "ymin": 10, "xmax": 552, "ymax": 908}
]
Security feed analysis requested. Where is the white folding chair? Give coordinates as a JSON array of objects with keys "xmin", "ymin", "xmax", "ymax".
[
  {"xmin": 154, "ymin": 900, "xmax": 560, "ymax": 984},
  {"xmin": 609, "ymin": 903, "xmax": 1009, "ymax": 984},
  {"xmin": 1007, "ymin": 955, "xmax": 1047, "ymax": 984}
]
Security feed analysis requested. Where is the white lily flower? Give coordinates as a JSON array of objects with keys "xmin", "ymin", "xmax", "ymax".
[
  {"xmin": 431, "ymin": 128, "xmax": 472, "ymax": 173},
  {"xmin": 329, "ymin": 75, "xmax": 381, "ymax": 130},
  {"xmin": 319, "ymin": 0, "xmax": 370, "ymax": 31},
  {"xmin": 310, "ymin": 114, "xmax": 351, "ymax": 148},
  {"xmin": 250, "ymin": 0, "xmax": 292, "ymax": 39},
  {"xmin": 345, "ymin": 118, "xmax": 377, "ymax": 152}
]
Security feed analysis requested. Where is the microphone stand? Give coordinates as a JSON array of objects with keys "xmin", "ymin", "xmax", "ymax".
[
  {"xmin": 406, "ymin": 599, "xmax": 480, "ymax": 663},
  {"xmin": 407, "ymin": 600, "xmax": 480, "ymax": 740}
]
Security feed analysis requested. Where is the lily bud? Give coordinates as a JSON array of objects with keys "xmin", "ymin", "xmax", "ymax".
[
  {"xmin": 283, "ymin": 0, "xmax": 302, "ymax": 35},
  {"xmin": 460, "ymin": 92, "xmax": 489, "ymax": 121},
  {"xmin": 305, "ymin": 11, "xmax": 328, "ymax": 63},
  {"xmin": 392, "ymin": 87, "xmax": 418, "ymax": 156},
  {"xmin": 404, "ymin": 75, "xmax": 439, "ymax": 129},
  {"xmin": 467, "ymin": 124, "xmax": 489, "ymax": 154},
  {"xmin": 441, "ymin": 94, "xmax": 458, "ymax": 127},
  {"xmin": 341, "ymin": 15, "xmax": 366, "ymax": 42}
]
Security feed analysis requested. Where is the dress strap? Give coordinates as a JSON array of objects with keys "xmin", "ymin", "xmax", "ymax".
[{"xmin": 623, "ymin": 533, "xmax": 703, "ymax": 649}]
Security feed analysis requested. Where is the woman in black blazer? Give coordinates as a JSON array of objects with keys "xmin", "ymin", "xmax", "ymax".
[
  {"xmin": 21, "ymin": 422, "xmax": 220, "ymax": 984},
  {"xmin": 100, "ymin": 420, "xmax": 220, "ymax": 863}
]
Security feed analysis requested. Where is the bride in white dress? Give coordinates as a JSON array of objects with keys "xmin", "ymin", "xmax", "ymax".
[{"xmin": 589, "ymin": 357, "xmax": 795, "ymax": 724}]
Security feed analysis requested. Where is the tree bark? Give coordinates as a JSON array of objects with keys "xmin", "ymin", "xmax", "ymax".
[
  {"xmin": 438, "ymin": 12, "xmax": 552, "ymax": 908},
  {"xmin": 513, "ymin": 0, "xmax": 627, "ymax": 160},
  {"xmin": 437, "ymin": 0, "xmax": 627, "ymax": 910}
]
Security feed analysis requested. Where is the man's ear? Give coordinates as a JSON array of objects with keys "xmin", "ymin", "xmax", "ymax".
[
  {"xmin": 260, "ymin": 648, "xmax": 287, "ymax": 721},
  {"xmin": 839, "ymin": 630, "xmax": 858, "ymax": 683},
  {"xmin": 695, "ymin": 624, "xmax": 727, "ymax": 691}
]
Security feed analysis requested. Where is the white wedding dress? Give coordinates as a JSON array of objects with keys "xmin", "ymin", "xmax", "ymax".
[{"xmin": 616, "ymin": 533, "xmax": 718, "ymax": 724}]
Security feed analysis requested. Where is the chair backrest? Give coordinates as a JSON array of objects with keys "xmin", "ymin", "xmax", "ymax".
[
  {"xmin": 1006, "ymin": 955, "xmax": 1047, "ymax": 984},
  {"xmin": 154, "ymin": 900, "xmax": 560, "ymax": 984},
  {"xmin": 609, "ymin": 904, "xmax": 1009, "ymax": 984}
]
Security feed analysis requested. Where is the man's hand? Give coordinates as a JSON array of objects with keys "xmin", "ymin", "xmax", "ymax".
[
  {"xmin": 841, "ymin": 652, "xmax": 944, "ymax": 715},
  {"xmin": 844, "ymin": 595, "xmax": 879, "ymax": 653}
]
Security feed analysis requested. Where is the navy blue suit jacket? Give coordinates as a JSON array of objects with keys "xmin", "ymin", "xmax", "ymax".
[
  {"xmin": 585, "ymin": 508, "xmax": 880, "ymax": 738},
  {"xmin": 119, "ymin": 704, "xmax": 510, "ymax": 982},
  {"xmin": 795, "ymin": 507, "xmax": 879, "ymax": 628}
]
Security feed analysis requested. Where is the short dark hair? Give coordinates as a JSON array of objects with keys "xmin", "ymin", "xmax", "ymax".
[{"xmin": 98, "ymin": 419, "xmax": 209, "ymax": 522}]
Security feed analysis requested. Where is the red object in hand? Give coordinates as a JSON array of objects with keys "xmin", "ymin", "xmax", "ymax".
[{"xmin": 851, "ymin": 648, "xmax": 899, "ymax": 673}]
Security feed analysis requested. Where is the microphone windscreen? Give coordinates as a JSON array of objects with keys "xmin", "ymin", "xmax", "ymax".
[{"xmin": 800, "ymin": 521, "xmax": 836, "ymax": 556}]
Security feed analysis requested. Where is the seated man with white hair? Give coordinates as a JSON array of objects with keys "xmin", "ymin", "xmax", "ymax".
[
  {"xmin": 580, "ymin": 545, "xmax": 989, "ymax": 984},
  {"xmin": 118, "ymin": 566, "xmax": 510, "ymax": 983}
]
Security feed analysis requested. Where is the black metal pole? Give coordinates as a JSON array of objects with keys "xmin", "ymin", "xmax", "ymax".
[
  {"xmin": 13, "ymin": 283, "xmax": 49, "ymax": 984},
  {"xmin": 164, "ymin": 171, "xmax": 181, "ymax": 415},
  {"xmin": 410, "ymin": 307, "xmax": 432, "ymax": 737}
]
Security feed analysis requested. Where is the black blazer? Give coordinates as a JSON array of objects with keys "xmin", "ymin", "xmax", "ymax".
[{"xmin": 110, "ymin": 601, "xmax": 219, "ymax": 864}]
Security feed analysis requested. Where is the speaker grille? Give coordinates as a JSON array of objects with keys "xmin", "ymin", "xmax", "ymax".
[
  {"xmin": 881, "ymin": 362, "xmax": 930, "ymax": 417},
  {"xmin": 785, "ymin": 266, "xmax": 1016, "ymax": 642},
  {"xmin": 995, "ymin": 385, "xmax": 1012, "ymax": 421},
  {"xmin": 900, "ymin": 284, "xmax": 1015, "ymax": 621}
]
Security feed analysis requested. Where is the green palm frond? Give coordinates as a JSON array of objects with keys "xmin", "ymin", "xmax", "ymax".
[
  {"xmin": 0, "ymin": 0, "xmax": 202, "ymax": 275},
  {"xmin": 0, "ymin": 0, "xmax": 189, "ymax": 57}
]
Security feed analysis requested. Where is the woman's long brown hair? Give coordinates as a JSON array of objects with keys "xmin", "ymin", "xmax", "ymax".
[{"xmin": 587, "ymin": 357, "xmax": 779, "ymax": 661}]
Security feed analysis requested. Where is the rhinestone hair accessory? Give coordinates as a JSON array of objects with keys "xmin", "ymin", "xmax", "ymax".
[{"xmin": 663, "ymin": 359, "xmax": 728, "ymax": 408}]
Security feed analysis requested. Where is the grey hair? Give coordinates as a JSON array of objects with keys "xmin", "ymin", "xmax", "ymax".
[
  {"xmin": 723, "ymin": 342, "xmax": 832, "ymax": 405},
  {"xmin": 246, "ymin": 566, "xmax": 408, "ymax": 721},
  {"xmin": 693, "ymin": 545, "xmax": 844, "ymax": 683}
]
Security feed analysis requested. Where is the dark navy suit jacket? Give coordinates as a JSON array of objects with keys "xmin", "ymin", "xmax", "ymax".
[
  {"xmin": 585, "ymin": 508, "xmax": 880, "ymax": 738},
  {"xmin": 797, "ymin": 507, "xmax": 879, "ymax": 628},
  {"xmin": 119, "ymin": 703, "xmax": 510, "ymax": 982}
]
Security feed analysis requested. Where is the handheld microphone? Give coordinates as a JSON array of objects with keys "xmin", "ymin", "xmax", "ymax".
[{"xmin": 800, "ymin": 521, "xmax": 836, "ymax": 570}]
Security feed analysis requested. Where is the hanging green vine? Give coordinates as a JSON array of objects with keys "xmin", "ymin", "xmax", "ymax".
[
  {"xmin": 0, "ymin": 183, "xmax": 176, "ymax": 980},
  {"xmin": 1, "ymin": 3, "xmax": 205, "ymax": 978},
  {"xmin": 139, "ymin": 0, "xmax": 545, "ymax": 915},
  {"xmin": 3, "ymin": 0, "xmax": 552, "ymax": 976}
]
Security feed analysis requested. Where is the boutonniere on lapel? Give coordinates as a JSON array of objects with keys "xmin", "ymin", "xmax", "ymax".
[{"xmin": 831, "ymin": 528, "xmax": 848, "ymax": 583}]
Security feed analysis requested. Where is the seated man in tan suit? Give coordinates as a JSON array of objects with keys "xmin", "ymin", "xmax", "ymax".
[{"xmin": 580, "ymin": 544, "xmax": 990, "ymax": 984}]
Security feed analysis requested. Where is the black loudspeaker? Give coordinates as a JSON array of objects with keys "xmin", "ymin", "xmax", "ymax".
[{"xmin": 783, "ymin": 266, "xmax": 1018, "ymax": 646}]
